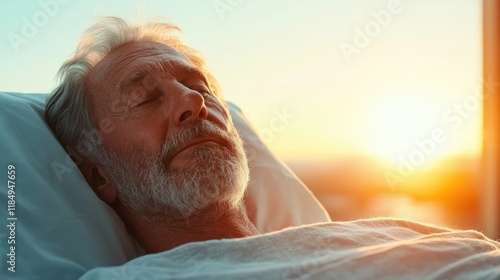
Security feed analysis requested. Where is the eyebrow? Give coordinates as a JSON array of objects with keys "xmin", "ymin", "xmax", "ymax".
[{"xmin": 117, "ymin": 60, "xmax": 208, "ymax": 92}]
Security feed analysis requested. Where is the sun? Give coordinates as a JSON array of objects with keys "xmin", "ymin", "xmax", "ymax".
[{"xmin": 364, "ymin": 93, "xmax": 440, "ymax": 162}]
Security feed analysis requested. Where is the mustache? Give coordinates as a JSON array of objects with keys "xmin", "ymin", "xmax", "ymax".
[{"xmin": 156, "ymin": 120, "xmax": 236, "ymax": 165}]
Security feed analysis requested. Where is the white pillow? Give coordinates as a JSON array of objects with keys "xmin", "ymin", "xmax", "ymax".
[
  {"xmin": 230, "ymin": 103, "xmax": 332, "ymax": 232},
  {"xmin": 0, "ymin": 92, "xmax": 330, "ymax": 280}
]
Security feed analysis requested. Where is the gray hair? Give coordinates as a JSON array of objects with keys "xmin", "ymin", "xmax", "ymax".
[{"xmin": 45, "ymin": 16, "xmax": 221, "ymax": 162}]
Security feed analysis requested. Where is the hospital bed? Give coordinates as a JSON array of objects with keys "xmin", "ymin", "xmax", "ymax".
[{"xmin": 1, "ymin": 92, "xmax": 499, "ymax": 280}]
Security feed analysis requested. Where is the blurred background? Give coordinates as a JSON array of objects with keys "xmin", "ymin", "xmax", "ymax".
[{"xmin": 0, "ymin": 1, "xmax": 488, "ymax": 233}]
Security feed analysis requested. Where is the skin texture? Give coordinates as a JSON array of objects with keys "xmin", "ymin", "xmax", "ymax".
[{"xmin": 80, "ymin": 41, "xmax": 259, "ymax": 253}]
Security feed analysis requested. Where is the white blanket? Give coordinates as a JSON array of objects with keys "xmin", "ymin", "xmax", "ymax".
[{"xmin": 79, "ymin": 218, "xmax": 500, "ymax": 279}]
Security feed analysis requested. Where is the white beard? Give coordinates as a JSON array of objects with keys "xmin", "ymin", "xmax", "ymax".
[{"xmin": 101, "ymin": 120, "xmax": 249, "ymax": 222}]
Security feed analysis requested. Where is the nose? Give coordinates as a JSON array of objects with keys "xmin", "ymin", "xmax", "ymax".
[{"xmin": 172, "ymin": 84, "xmax": 208, "ymax": 126}]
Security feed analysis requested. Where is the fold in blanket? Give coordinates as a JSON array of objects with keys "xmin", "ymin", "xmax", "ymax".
[{"xmin": 80, "ymin": 218, "xmax": 500, "ymax": 280}]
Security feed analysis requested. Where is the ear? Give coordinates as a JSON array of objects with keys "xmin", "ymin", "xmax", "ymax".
[{"xmin": 79, "ymin": 158, "xmax": 117, "ymax": 205}]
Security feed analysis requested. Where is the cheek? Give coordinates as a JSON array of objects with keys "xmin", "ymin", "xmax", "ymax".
[
  {"xmin": 206, "ymin": 99, "xmax": 232, "ymax": 130},
  {"xmin": 207, "ymin": 108, "xmax": 230, "ymax": 132},
  {"xmin": 101, "ymin": 128, "xmax": 132, "ymax": 154},
  {"xmin": 104, "ymin": 119, "xmax": 166, "ymax": 154},
  {"xmin": 137, "ymin": 127, "xmax": 166, "ymax": 148}
]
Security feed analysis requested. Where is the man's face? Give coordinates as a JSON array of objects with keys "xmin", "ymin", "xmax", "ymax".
[{"xmin": 85, "ymin": 41, "xmax": 249, "ymax": 221}]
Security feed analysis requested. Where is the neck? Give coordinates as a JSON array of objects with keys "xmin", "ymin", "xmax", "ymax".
[{"xmin": 122, "ymin": 203, "xmax": 260, "ymax": 253}]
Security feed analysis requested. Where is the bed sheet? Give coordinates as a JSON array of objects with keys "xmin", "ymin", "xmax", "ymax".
[{"xmin": 80, "ymin": 218, "xmax": 500, "ymax": 280}]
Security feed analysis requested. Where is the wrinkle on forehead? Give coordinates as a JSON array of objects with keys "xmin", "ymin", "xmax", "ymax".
[{"xmin": 88, "ymin": 42, "xmax": 191, "ymax": 90}]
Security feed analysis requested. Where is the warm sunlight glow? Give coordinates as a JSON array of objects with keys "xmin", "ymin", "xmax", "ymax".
[{"xmin": 367, "ymin": 93, "xmax": 435, "ymax": 159}]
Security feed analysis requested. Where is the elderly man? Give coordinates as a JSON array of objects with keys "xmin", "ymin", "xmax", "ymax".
[
  {"xmin": 46, "ymin": 17, "xmax": 500, "ymax": 279},
  {"xmin": 45, "ymin": 17, "xmax": 259, "ymax": 253}
]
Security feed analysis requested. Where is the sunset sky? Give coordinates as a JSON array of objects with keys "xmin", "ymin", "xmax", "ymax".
[{"xmin": 0, "ymin": 0, "xmax": 482, "ymax": 164}]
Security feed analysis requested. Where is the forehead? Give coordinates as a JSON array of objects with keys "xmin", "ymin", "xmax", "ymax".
[{"xmin": 87, "ymin": 41, "xmax": 193, "ymax": 90}]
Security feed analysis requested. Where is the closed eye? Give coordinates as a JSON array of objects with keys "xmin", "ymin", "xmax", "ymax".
[
  {"xmin": 135, "ymin": 98, "xmax": 154, "ymax": 107},
  {"xmin": 179, "ymin": 75, "xmax": 211, "ymax": 95},
  {"xmin": 190, "ymin": 83, "xmax": 212, "ymax": 96},
  {"xmin": 128, "ymin": 87, "xmax": 161, "ymax": 109}
]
